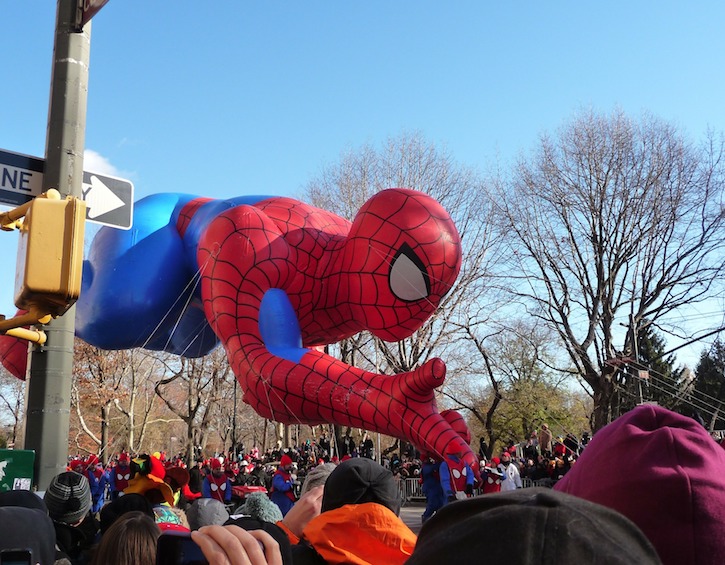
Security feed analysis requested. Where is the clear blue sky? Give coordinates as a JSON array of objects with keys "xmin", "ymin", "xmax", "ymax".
[{"xmin": 1, "ymin": 2, "xmax": 723, "ymax": 367}]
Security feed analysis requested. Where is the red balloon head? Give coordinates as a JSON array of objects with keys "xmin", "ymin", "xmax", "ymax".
[{"xmin": 342, "ymin": 188, "xmax": 461, "ymax": 341}]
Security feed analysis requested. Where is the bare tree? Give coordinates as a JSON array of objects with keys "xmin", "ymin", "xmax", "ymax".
[
  {"xmin": 110, "ymin": 349, "xmax": 176, "ymax": 454},
  {"xmin": 0, "ymin": 368, "xmax": 25, "ymax": 448},
  {"xmin": 492, "ymin": 110, "xmax": 725, "ymax": 430},
  {"xmin": 71, "ymin": 342, "xmax": 171, "ymax": 460},
  {"xmin": 72, "ymin": 341, "xmax": 130, "ymax": 461},
  {"xmin": 154, "ymin": 347, "xmax": 233, "ymax": 464}
]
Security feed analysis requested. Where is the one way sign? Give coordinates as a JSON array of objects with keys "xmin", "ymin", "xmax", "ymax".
[
  {"xmin": 0, "ymin": 148, "xmax": 134, "ymax": 229},
  {"xmin": 82, "ymin": 171, "xmax": 133, "ymax": 229}
]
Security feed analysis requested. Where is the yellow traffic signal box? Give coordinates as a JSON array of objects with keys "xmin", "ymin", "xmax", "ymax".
[{"xmin": 14, "ymin": 193, "xmax": 86, "ymax": 316}]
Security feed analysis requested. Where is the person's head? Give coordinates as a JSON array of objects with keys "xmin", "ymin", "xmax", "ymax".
[
  {"xmin": 44, "ymin": 470, "xmax": 92, "ymax": 525},
  {"xmin": 555, "ymin": 404, "xmax": 725, "ymax": 565},
  {"xmin": 541, "ymin": 424, "xmax": 548, "ymax": 431},
  {"xmin": 500, "ymin": 452, "xmax": 511, "ymax": 466},
  {"xmin": 0, "ymin": 506, "xmax": 56, "ymax": 565},
  {"xmin": 407, "ymin": 488, "xmax": 660, "ymax": 565},
  {"xmin": 91, "ymin": 511, "xmax": 160, "ymax": 565},
  {"xmin": 164, "ymin": 467, "xmax": 190, "ymax": 494},
  {"xmin": 0, "ymin": 489, "xmax": 48, "ymax": 513},
  {"xmin": 86, "ymin": 454, "xmax": 99, "ymax": 470},
  {"xmin": 300, "ymin": 462, "xmax": 336, "ymax": 496},
  {"xmin": 186, "ymin": 498, "xmax": 229, "ymax": 530},
  {"xmin": 99, "ymin": 493, "xmax": 155, "ymax": 535},
  {"xmin": 235, "ymin": 492, "xmax": 283, "ymax": 523},
  {"xmin": 279, "ymin": 453, "xmax": 294, "ymax": 472},
  {"xmin": 322, "ymin": 457, "xmax": 401, "ymax": 515},
  {"xmin": 210, "ymin": 458, "xmax": 224, "ymax": 477}
]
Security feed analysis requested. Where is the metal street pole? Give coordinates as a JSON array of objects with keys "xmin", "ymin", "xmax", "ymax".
[
  {"xmin": 23, "ymin": 0, "xmax": 91, "ymax": 490},
  {"xmin": 232, "ymin": 377, "xmax": 238, "ymax": 460}
]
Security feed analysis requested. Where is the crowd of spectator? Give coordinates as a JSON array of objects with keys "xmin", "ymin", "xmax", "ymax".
[
  {"xmin": 475, "ymin": 426, "xmax": 593, "ymax": 491},
  {"xmin": 1, "ymin": 406, "xmax": 724, "ymax": 564}
]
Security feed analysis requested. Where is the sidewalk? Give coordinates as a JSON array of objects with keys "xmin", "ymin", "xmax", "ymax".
[{"xmin": 399, "ymin": 502, "xmax": 425, "ymax": 535}]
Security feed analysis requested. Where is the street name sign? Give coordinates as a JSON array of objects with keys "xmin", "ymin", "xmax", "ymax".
[
  {"xmin": 76, "ymin": 0, "xmax": 111, "ymax": 30},
  {"xmin": 0, "ymin": 148, "xmax": 133, "ymax": 229}
]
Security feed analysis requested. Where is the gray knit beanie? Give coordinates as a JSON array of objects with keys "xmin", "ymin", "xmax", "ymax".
[
  {"xmin": 300, "ymin": 462, "xmax": 336, "ymax": 496},
  {"xmin": 43, "ymin": 471, "xmax": 92, "ymax": 524},
  {"xmin": 186, "ymin": 498, "xmax": 229, "ymax": 530},
  {"xmin": 236, "ymin": 492, "xmax": 283, "ymax": 523}
]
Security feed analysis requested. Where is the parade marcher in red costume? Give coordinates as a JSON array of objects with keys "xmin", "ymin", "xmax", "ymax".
[
  {"xmin": 109, "ymin": 452, "xmax": 132, "ymax": 500},
  {"xmin": 481, "ymin": 457, "xmax": 505, "ymax": 494},
  {"xmin": 440, "ymin": 453, "xmax": 474, "ymax": 502},
  {"xmin": 84, "ymin": 454, "xmax": 108, "ymax": 513},
  {"xmin": 202, "ymin": 458, "xmax": 232, "ymax": 504},
  {"xmin": 270, "ymin": 453, "xmax": 297, "ymax": 517},
  {"xmin": 437, "ymin": 410, "xmax": 476, "ymax": 503}
]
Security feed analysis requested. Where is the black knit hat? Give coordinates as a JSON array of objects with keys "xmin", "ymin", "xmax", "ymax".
[
  {"xmin": 0, "ymin": 488, "xmax": 48, "ymax": 513},
  {"xmin": 0, "ymin": 506, "xmax": 56, "ymax": 565},
  {"xmin": 43, "ymin": 471, "xmax": 92, "ymax": 524},
  {"xmin": 99, "ymin": 492, "xmax": 154, "ymax": 534},
  {"xmin": 321, "ymin": 457, "xmax": 401, "ymax": 515},
  {"xmin": 407, "ymin": 488, "xmax": 662, "ymax": 565}
]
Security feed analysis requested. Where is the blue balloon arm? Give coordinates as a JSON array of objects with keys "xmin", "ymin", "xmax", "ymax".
[{"xmin": 258, "ymin": 289, "xmax": 307, "ymax": 363}]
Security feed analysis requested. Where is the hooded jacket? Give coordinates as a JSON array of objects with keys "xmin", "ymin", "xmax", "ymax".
[
  {"xmin": 291, "ymin": 458, "xmax": 414, "ymax": 564},
  {"xmin": 554, "ymin": 404, "xmax": 725, "ymax": 565},
  {"xmin": 292, "ymin": 502, "xmax": 416, "ymax": 565}
]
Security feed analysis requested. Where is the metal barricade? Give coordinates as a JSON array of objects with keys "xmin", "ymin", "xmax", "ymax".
[
  {"xmin": 397, "ymin": 477, "xmax": 426, "ymax": 505},
  {"xmin": 398, "ymin": 474, "xmax": 552, "ymax": 505}
]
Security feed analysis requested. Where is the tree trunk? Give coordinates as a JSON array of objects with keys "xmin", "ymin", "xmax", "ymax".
[
  {"xmin": 186, "ymin": 422, "xmax": 195, "ymax": 465},
  {"xmin": 261, "ymin": 419, "xmax": 269, "ymax": 454},
  {"xmin": 591, "ymin": 379, "xmax": 615, "ymax": 432},
  {"xmin": 128, "ymin": 400, "xmax": 135, "ymax": 452},
  {"xmin": 101, "ymin": 403, "xmax": 111, "ymax": 464}
]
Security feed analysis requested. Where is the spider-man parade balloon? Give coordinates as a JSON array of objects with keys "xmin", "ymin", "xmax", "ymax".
[{"xmin": 0, "ymin": 188, "xmax": 477, "ymax": 469}]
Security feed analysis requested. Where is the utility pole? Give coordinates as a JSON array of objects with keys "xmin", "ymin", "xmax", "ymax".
[
  {"xmin": 23, "ymin": 0, "xmax": 91, "ymax": 490},
  {"xmin": 630, "ymin": 313, "xmax": 644, "ymax": 405},
  {"xmin": 232, "ymin": 377, "xmax": 238, "ymax": 460}
]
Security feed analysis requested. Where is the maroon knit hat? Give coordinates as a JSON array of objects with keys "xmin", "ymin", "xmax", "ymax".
[{"xmin": 554, "ymin": 405, "xmax": 725, "ymax": 565}]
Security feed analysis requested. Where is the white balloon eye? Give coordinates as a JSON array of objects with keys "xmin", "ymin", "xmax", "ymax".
[{"xmin": 389, "ymin": 243, "xmax": 430, "ymax": 302}]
